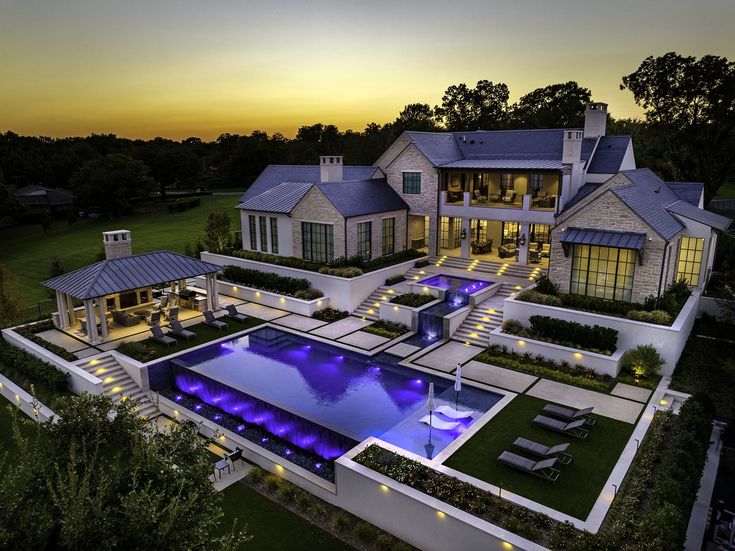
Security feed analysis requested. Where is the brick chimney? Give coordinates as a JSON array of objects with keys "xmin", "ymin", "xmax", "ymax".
[
  {"xmin": 583, "ymin": 102, "xmax": 608, "ymax": 139},
  {"xmin": 319, "ymin": 155, "xmax": 343, "ymax": 182},
  {"xmin": 103, "ymin": 230, "xmax": 132, "ymax": 260}
]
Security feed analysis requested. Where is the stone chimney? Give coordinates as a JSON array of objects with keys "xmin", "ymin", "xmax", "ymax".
[
  {"xmin": 562, "ymin": 130, "xmax": 583, "ymax": 164},
  {"xmin": 583, "ymin": 102, "xmax": 608, "ymax": 139},
  {"xmin": 103, "ymin": 230, "xmax": 132, "ymax": 260},
  {"xmin": 319, "ymin": 155, "xmax": 343, "ymax": 182}
]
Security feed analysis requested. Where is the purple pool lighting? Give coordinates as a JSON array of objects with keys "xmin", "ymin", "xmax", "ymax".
[{"xmin": 419, "ymin": 274, "xmax": 492, "ymax": 293}]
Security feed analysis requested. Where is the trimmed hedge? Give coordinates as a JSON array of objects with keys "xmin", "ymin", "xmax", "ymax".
[
  {"xmin": 626, "ymin": 309, "xmax": 672, "ymax": 324},
  {"xmin": 389, "ymin": 293, "xmax": 435, "ymax": 308},
  {"xmin": 529, "ymin": 315, "xmax": 618, "ymax": 354},
  {"xmin": 0, "ymin": 340, "xmax": 70, "ymax": 396},
  {"xmin": 311, "ymin": 308, "xmax": 348, "ymax": 323},
  {"xmin": 385, "ymin": 274, "xmax": 405, "ymax": 286},
  {"xmin": 221, "ymin": 265, "xmax": 323, "ymax": 299},
  {"xmin": 362, "ymin": 320, "xmax": 409, "ymax": 339},
  {"xmin": 15, "ymin": 322, "xmax": 78, "ymax": 361}
]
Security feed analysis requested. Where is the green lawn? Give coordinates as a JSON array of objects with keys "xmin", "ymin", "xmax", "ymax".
[
  {"xmin": 116, "ymin": 317, "xmax": 265, "ymax": 361},
  {"xmin": 219, "ymin": 481, "xmax": 352, "ymax": 551},
  {"xmin": 444, "ymin": 394, "xmax": 635, "ymax": 520},
  {"xmin": 0, "ymin": 195, "xmax": 241, "ymax": 305}
]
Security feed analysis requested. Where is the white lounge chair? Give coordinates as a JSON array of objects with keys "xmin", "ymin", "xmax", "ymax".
[
  {"xmin": 434, "ymin": 405, "xmax": 474, "ymax": 419},
  {"xmin": 419, "ymin": 415, "xmax": 459, "ymax": 430}
]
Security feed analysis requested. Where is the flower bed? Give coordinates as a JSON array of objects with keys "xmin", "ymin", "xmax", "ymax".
[
  {"xmin": 389, "ymin": 293, "xmax": 435, "ymax": 308},
  {"xmin": 502, "ymin": 315, "xmax": 618, "ymax": 355},
  {"xmin": 361, "ymin": 320, "xmax": 409, "ymax": 340},
  {"xmin": 312, "ymin": 308, "xmax": 349, "ymax": 323},
  {"xmin": 221, "ymin": 265, "xmax": 323, "ymax": 299}
]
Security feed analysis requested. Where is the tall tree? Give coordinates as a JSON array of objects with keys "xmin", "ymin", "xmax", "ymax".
[
  {"xmin": 510, "ymin": 82, "xmax": 591, "ymax": 129},
  {"xmin": 621, "ymin": 52, "xmax": 735, "ymax": 201},
  {"xmin": 434, "ymin": 80, "xmax": 510, "ymax": 131},
  {"xmin": 69, "ymin": 154, "xmax": 155, "ymax": 219},
  {"xmin": 203, "ymin": 210, "xmax": 232, "ymax": 253},
  {"xmin": 0, "ymin": 265, "xmax": 24, "ymax": 327}
]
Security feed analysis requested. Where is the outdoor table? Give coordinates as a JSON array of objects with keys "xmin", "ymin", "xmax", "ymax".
[{"xmin": 214, "ymin": 458, "xmax": 230, "ymax": 479}]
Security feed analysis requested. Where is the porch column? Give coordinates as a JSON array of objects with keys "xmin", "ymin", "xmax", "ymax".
[
  {"xmin": 206, "ymin": 274, "xmax": 215, "ymax": 311},
  {"xmin": 211, "ymin": 273, "xmax": 219, "ymax": 309},
  {"xmin": 518, "ymin": 222, "xmax": 531, "ymax": 265},
  {"xmin": 66, "ymin": 295, "xmax": 76, "ymax": 325},
  {"xmin": 55, "ymin": 291, "xmax": 68, "ymax": 329},
  {"xmin": 97, "ymin": 299, "xmax": 109, "ymax": 340},
  {"xmin": 460, "ymin": 218, "xmax": 471, "ymax": 258},
  {"xmin": 84, "ymin": 299, "xmax": 99, "ymax": 344}
]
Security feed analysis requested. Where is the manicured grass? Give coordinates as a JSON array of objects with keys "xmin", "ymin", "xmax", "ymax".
[
  {"xmin": 0, "ymin": 195, "xmax": 240, "ymax": 305},
  {"xmin": 219, "ymin": 481, "xmax": 353, "ymax": 551},
  {"xmin": 444, "ymin": 394, "xmax": 635, "ymax": 520},
  {"xmin": 116, "ymin": 316, "xmax": 265, "ymax": 361}
]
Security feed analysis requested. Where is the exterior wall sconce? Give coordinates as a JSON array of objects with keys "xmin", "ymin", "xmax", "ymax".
[
  {"xmin": 519, "ymin": 234, "xmax": 527, "ymax": 246},
  {"xmin": 461, "ymin": 228, "xmax": 467, "ymax": 240}
]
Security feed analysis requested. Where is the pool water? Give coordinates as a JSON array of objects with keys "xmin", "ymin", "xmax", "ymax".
[
  {"xmin": 419, "ymin": 274, "xmax": 492, "ymax": 294},
  {"xmin": 168, "ymin": 327, "xmax": 502, "ymax": 460}
]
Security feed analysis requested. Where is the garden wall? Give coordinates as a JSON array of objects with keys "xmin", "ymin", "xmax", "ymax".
[
  {"xmin": 2, "ymin": 328, "xmax": 104, "ymax": 395},
  {"xmin": 379, "ymin": 298, "xmax": 442, "ymax": 329},
  {"xmin": 201, "ymin": 252, "xmax": 425, "ymax": 312},
  {"xmin": 502, "ymin": 292, "xmax": 701, "ymax": 376},
  {"xmin": 0, "ymin": 371, "xmax": 57, "ymax": 422}
]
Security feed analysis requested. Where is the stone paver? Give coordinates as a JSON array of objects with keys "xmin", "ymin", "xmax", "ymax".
[
  {"xmin": 462, "ymin": 360, "xmax": 537, "ymax": 393},
  {"xmin": 385, "ymin": 342, "xmax": 422, "ymax": 358},
  {"xmin": 36, "ymin": 329, "xmax": 89, "ymax": 352},
  {"xmin": 75, "ymin": 347, "xmax": 102, "ymax": 358},
  {"xmin": 235, "ymin": 302, "xmax": 289, "ymax": 321},
  {"xmin": 526, "ymin": 379, "xmax": 643, "ymax": 424},
  {"xmin": 610, "ymin": 382, "xmax": 652, "ymax": 403},
  {"xmin": 309, "ymin": 316, "xmax": 372, "ymax": 340},
  {"xmin": 272, "ymin": 314, "xmax": 327, "ymax": 332},
  {"xmin": 338, "ymin": 331, "xmax": 389, "ymax": 350},
  {"xmin": 414, "ymin": 341, "xmax": 484, "ymax": 373}
]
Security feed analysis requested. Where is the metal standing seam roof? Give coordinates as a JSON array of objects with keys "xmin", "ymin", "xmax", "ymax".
[
  {"xmin": 559, "ymin": 228, "xmax": 647, "ymax": 250},
  {"xmin": 586, "ymin": 136, "xmax": 632, "ymax": 174},
  {"xmin": 438, "ymin": 159, "xmax": 565, "ymax": 170},
  {"xmin": 42, "ymin": 251, "xmax": 223, "ymax": 300},
  {"xmin": 665, "ymin": 182, "xmax": 704, "ymax": 206},
  {"xmin": 238, "ymin": 181, "xmax": 314, "ymax": 213},
  {"xmin": 315, "ymin": 179, "xmax": 408, "ymax": 217},
  {"xmin": 666, "ymin": 200, "xmax": 732, "ymax": 231}
]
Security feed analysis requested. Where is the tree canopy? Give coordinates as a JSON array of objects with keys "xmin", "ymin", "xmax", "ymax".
[
  {"xmin": 434, "ymin": 80, "xmax": 510, "ymax": 131},
  {"xmin": 511, "ymin": 82, "xmax": 592, "ymax": 129}
]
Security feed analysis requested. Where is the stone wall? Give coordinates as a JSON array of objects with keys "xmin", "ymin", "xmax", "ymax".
[
  {"xmin": 291, "ymin": 187, "xmax": 345, "ymax": 260},
  {"xmin": 345, "ymin": 209, "xmax": 408, "ymax": 260}
]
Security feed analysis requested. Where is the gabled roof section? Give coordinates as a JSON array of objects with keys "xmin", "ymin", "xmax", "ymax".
[
  {"xmin": 451, "ymin": 129, "xmax": 568, "ymax": 161},
  {"xmin": 315, "ymin": 179, "xmax": 408, "ymax": 217},
  {"xmin": 615, "ymin": 169, "xmax": 685, "ymax": 240},
  {"xmin": 562, "ymin": 182, "xmax": 603, "ymax": 212},
  {"xmin": 666, "ymin": 200, "xmax": 731, "ymax": 231},
  {"xmin": 405, "ymin": 132, "xmax": 462, "ymax": 165},
  {"xmin": 238, "ymin": 181, "xmax": 313, "ymax": 213},
  {"xmin": 42, "ymin": 251, "xmax": 222, "ymax": 300},
  {"xmin": 586, "ymin": 136, "xmax": 632, "ymax": 174},
  {"xmin": 665, "ymin": 182, "xmax": 703, "ymax": 206},
  {"xmin": 241, "ymin": 165, "xmax": 378, "ymax": 203}
]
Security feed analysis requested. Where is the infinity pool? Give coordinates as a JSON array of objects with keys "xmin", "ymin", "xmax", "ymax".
[{"xmin": 167, "ymin": 327, "xmax": 502, "ymax": 460}]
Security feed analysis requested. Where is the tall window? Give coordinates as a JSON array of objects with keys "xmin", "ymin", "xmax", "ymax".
[
  {"xmin": 248, "ymin": 215, "xmax": 257, "ymax": 250},
  {"xmin": 357, "ymin": 221, "xmax": 372, "ymax": 260},
  {"xmin": 382, "ymin": 217, "xmax": 395, "ymax": 256},
  {"xmin": 676, "ymin": 237, "xmax": 705, "ymax": 286},
  {"xmin": 440, "ymin": 216, "xmax": 462, "ymax": 249},
  {"xmin": 530, "ymin": 224, "xmax": 551, "ymax": 244},
  {"xmin": 529, "ymin": 174, "xmax": 544, "ymax": 194},
  {"xmin": 470, "ymin": 219, "xmax": 487, "ymax": 242},
  {"xmin": 302, "ymin": 222, "xmax": 334, "ymax": 263},
  {"xmin": 402, "ymin": 172, "xmax": 421, "ymax": 194},
  {"xmin": 259, "ymin": 216, "xmax": 268, "ymax": 252},
  {"xmin": 501, "ymin": 173, "xmax": 514, "ymax": 194},
  {"xmin": 270, "ymin": 217, "xmax": 279, "ymax": 254},
  {"xmin": 502, "ymin": 222, "xmax": 520, "ymax": 245},
  {"xmin": 570, "ymin": 245, "xmax": 636, "ymax": 302}
]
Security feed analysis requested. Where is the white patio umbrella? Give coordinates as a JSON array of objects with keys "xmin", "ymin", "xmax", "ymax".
[
  {"xmin": 424, "ymin": 382, "xmax": 436, "ymax": 458},
  {"xmin": 454, "ymin": 363, "xmax": 463, "ymax": 409}
]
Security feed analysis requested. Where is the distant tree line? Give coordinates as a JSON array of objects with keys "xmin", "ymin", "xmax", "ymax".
[{"xmin": 0, "ymin": 51, "xmax": 732, "ymax": 222}]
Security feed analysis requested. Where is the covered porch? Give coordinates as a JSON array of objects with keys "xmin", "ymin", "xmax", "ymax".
[{"xmin": 43, "ymin": 251, "xmax": 224, "ymax": 345}]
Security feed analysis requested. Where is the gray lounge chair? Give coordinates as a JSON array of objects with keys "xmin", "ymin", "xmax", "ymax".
[
  {"xmin": 513, "ymin": 437, "xmax": 573, "ymax": 464},
  {"xmin": 150, "ymin": 325, "xmax": 177, "ymax": 347},
  {"xmin": 533, "ymin": 415, "xmax": 589, "ymax": 440},
  {"xmin": 226, "ymin": 304, "xmax": 248, "ymax": 323},
  {"xmin": 498, "ymin": 451, "xmax": 560, "ymax": 482},
  {"xmin": 203, "ymin": 310, "xmax": 228, "ymax": 331},
  {"xmin": 169, "ymin": 319, "xmax": 196, "ymax": 341},
  {"xmin": 146, "ymin": 309, "xmax": 162, "ymax": 326},
  {"xmin": 542, "ymin": 404, "xmax": 596, "ymax": 426},
  {"xmin": 164, "ymin": 305, "xmax": 179, "ymax": 321}
]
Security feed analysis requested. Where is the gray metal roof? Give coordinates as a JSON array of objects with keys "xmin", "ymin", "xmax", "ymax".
[
  {"xmin": 560, "ymin": 227, "xmax": 647, "ymax": 250},
  {"xmin": 42, "ymin": 251, "xmax": 222, "ymax": 300},
  {"xmin": 316, "ymin": 179, "xmax": 408, "ymax": 217},
  {"xmin": 665, "ymin": 182, "xmax": 703, "ymax": 206},
  {"xmin": 439, "ymin": 159, "xmax": 564, "ymax": 170},
  {"xmin": 238, "ymin": 181, "xmax": 313, "ymax": 213},
  {"xmin": 586, "ymin": 136, "xmax": 631, "ymax": 174},
  {"xmin": 562, "ymin": 182, "xmax": 602, "ymax": 212},
  {"xmin": 666, "ymin": 200, "xmax": 732, "ymax": 231}
]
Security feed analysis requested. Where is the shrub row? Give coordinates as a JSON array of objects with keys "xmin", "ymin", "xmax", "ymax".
[
  {"xmin": 166, "ymin": 197, "xmax": 200, "ymax": 213},
  {"xmin": 0, "ymin": 340, "xmax": 70, "ymax": 395},
  {"xmin": 385, "ymin": 274, "xmax": 405, "ymax": 286},
  {"xmin": 318, "ymin": 266, "xmax": 364, "ymax": 277},
  {"xmin": 389, "ymin": 293, "xmax": 435, "ymax": 308},
  {"xmin": 626, "ymin": 309, "xmax": 672, "ymax": 324},
  {"xmin": 221, "ymin": 265, "xmax": 323, "ymax": 299},
  {"xmin": 231, "ymin": 250, "xmax": 324, "ymax": 272},
  {"xmin": 528, "ymin": 315, "xmax": 618, "ymax": 354},
  {"xmin": 311, "ymin": 308, "xmax": 349, "ymax": 323},
  {"xmin": 362, "ymin": 320, "xmax": 409, "ymax": 339},
  {"xmin": 15, "ymin": 323, "xmax": 78, "ymax": 361}
]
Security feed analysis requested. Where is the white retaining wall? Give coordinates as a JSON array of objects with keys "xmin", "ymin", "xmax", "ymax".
[
  {"xmin": 208, "ymin": 278, "xmax": 328, "ymax": 317},
  {"xmin": 379, "ymin": 298, "xmax": 441, "ymax": 329},
  {"xmin": 2, "ymin": 328, "xmax": 104, "ymax": 395},
  {"xmin": 201, "ymin": 252, "xmax": 425, "ymax": 312},
  {"xmin": 0, "ymin": 372, "xmax": 57, "ymax": 423},
  {"xmin": 502, "ymin": 292, "xmax": 701, "ymax": 376}
]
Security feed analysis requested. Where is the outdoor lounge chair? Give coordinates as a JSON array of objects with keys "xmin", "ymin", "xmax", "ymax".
[
  {"xmin": 150, "ymin": 325, "xmax": 177, "ymax": 347},
  {"xmin": 225, "ymin": 304, "xmax": 248, "ymax": 323},
  {"xmin": 169, "ymin": 319, "xmax": 196, "ymax": 341},
  {"xmin": 512, "ymin": 437, "xmax": 573, "ymax": 464},
  {"xmin": 434, "ymin": 405, "xmax": 474, "ymax": 419},
  {"xmin": 203, "ymin": 310, "xmax": 228, "ymax": 331},
  {"xmin": 146, "ymin": 309, "xmax": 161, "ymax": 326},
  {"xmin": 419, "ymin": 415, "xmax": 459, "ymax": 431},
  {"xmin": 497, "ymin": 451, "xmax": 560, "ymax": 482},
  {"xmin": 163, "ymin": 305, "xmax": 179, "ymax": 321},
  {"xmin": 533, "ymin": 415, "xmax": 589, "ymax": 440},
  {"xmin": 542, "ymin": 404, "xmax": 596, "ymax": 426}
]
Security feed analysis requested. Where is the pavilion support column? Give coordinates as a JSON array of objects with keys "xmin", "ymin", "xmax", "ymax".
[
  {"xmin": 205, "ymin": 274, "xmax": 214, "ymax": 311},
  {"xmin": 98, "ymin": 299, "xmax": 109, "ymax": 340},
  {"xmin": 518, "ymin": 222, "xmax": 531, "ymax": 265},
  {"xmin": 66, "ymin": 295, "xmax": 76, "ymax": 325},
  {"xmin": 211, "ymin": 273, "xmax": 219, "ymax": 309},
  {"xmin": 55, "ymin": 291, "xmax": 68, "ymax": 329},
  {"xmin": 84, "ymin": 299, "xmax": 99, "ymax": 345}
]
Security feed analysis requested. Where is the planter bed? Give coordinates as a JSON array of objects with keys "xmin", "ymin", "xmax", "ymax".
[
  {"xmin": 361, "ymin": 321, "xmax": 410, "ymax": 340},
  {"xmin": 389, "ymin": 293, "xmax": 436, "ymax": 308}
]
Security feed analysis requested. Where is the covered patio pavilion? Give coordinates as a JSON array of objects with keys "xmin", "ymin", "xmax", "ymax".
[{"xmin": 42, "ymin": 251, "xmax": 224, "ymax": 345}]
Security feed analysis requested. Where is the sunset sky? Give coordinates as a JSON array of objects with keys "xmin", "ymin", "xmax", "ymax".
[{"xmin": 1, "ymin": 0, "xmax": 733, "ymax": 140}]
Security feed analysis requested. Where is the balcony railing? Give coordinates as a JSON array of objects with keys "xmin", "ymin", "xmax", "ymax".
[{"xmin": 442, "ymin": 191, "xmax": 558, "ymax": 212}]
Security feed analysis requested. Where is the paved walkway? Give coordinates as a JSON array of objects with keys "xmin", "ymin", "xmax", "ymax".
[
  {"xmin": 414, "ymin": 341, "xmax": 484, "ymax": 373},
  {"xmin": 235, "ymin": 302, "xmax": 289, "ymax": 320},
  {"xmin": 310, "ymin": 316, "xmax": 372, "ymax": 339},
  {"xmin": 685, "ymin": 425, "xmax": 724, "ymax": 550},
  {"xmin": 611, "ymin": 382, "xmax": 652, "ymax": 403},
  {"xmin": 338, "ymin": 331, "xmax": 389, "ymax": 349},
  {"xmin": 526, "ymin": 379, "xmax": 644, "ymax": 423},
  {"xmin": 272, "ymin": 313, "xmax": 327, "ymax": 332},
  {"xmin": 385, "ymin": 342, "xmax": 422, "ymax": 358},
  {"xmin": 461, "ymin": 360, "xmax": 538, "ymax": 393}
]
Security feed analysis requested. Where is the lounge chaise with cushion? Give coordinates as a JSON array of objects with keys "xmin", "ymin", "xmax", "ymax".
[
  {"xmin": 226, "ymin": 304, "xmax": 248, "ymax": 323},
  {"xmin": 169, "ymin": 319, "xmax": 196, "ymax": 341},
  {"xmin": 203, "ymin": 310, "xmax": 228, "ymax": 331},
  {"xmin": 533, "ymin": 415, "xmax": 589, "ymax": 439},
  {"xmin": 497, "ymin": 451, "xmax": 560, "ymax": 482},
  {"xmin": 434, "ymin": 405, "xmax": 474, "ymax": 419},
  {"xmin": 512, "ymin": 437, "xmax": 573, "ymax": 464},
  {"xmin": 419, "ymin": 415, "xmax": 459, "ymax": 430},
  {"xmin": 542, "ymin": 404, "xmax": 596, "ymax": 426},
  {"xmin": 150, "ymin": 325, "xmax": 177, "ymax": 347}
]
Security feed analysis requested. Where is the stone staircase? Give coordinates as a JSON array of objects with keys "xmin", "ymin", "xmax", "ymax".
[
  {"xmin": 80, "ymin": 354, "xmax": 159, "ymax": 420},
  {"xmin": 430, "ymin": 256, "xmax": 544, "ymax": 281},
  {"xmin": 353, "ymin": 267, "xmax": 426, "ymax": 321},
  {"xmin": 452, "ymin": 283, "xmax": 518, "ymax": 347}
]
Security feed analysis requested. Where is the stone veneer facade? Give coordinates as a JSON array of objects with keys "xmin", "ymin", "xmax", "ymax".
[
  {"xmin": 345, "ymin": 209, "xmax": 407, "ymax": 260},
  {"xmin": 549, "ymin": 179, "xmax": 679, "ymax": 303}
]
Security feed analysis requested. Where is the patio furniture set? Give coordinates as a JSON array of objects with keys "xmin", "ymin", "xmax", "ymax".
[{"xmin": 149, "ymin": 305, "xmax": 248, "ymax": 347}]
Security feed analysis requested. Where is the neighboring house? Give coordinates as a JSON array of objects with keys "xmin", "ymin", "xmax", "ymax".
[
  {"xmin": 238, "ymin": 157, "xmax": 408, "ymax": 263},
  {"xmin": 549, "ymin": 169, "xmax": 731, "ymax": 303},
  {"xmin": 15, "ymin": 184, "xmax": 74, "ymax": 214}
]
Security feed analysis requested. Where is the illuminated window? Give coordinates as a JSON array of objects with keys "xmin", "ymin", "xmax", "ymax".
[
  {"xmin": 501, "ymin": 173, "xmax": 515, "ymax": 193},
  {"xmin": 270, "ymin": 217, "xmax": 279, "ymax": 254},
  {"xmin": 248, "ymin": 215, "xmax": 257, "ymax": 250},
  {"xmin": 440, "ymin": 216, "xmax": 462, "ymax": 249},
  {"xmin": 259, "ymin": 216, "xmax": 268, "ymax": 252},
  {"xmin": 357, "ymin": 221, "xmax": 371, "ymax": 260},
  {"xmin": 382, "ymin": 218, "xmax": 395, "ymax": 256},
  {"xmin": 402, "ymin": 172, "xmax": 421, "ymax": 194},
  {"xmin": 570, "ymin": 245, "xmax": 636, "ymax": 302},
  {"xmin": 676, "ymin": 237, "xmax": 705, "ymax": 286},
  {"xmin": 529, "ymin": 174, "xmax": 544, "ymax": 194},
  {"xmin": 302, "ymin": 222, "xmax": 334, "ymax": 263},
  {"xmin": 502, "ymin": 221, "xmax": 520, "ymax": 246}
]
